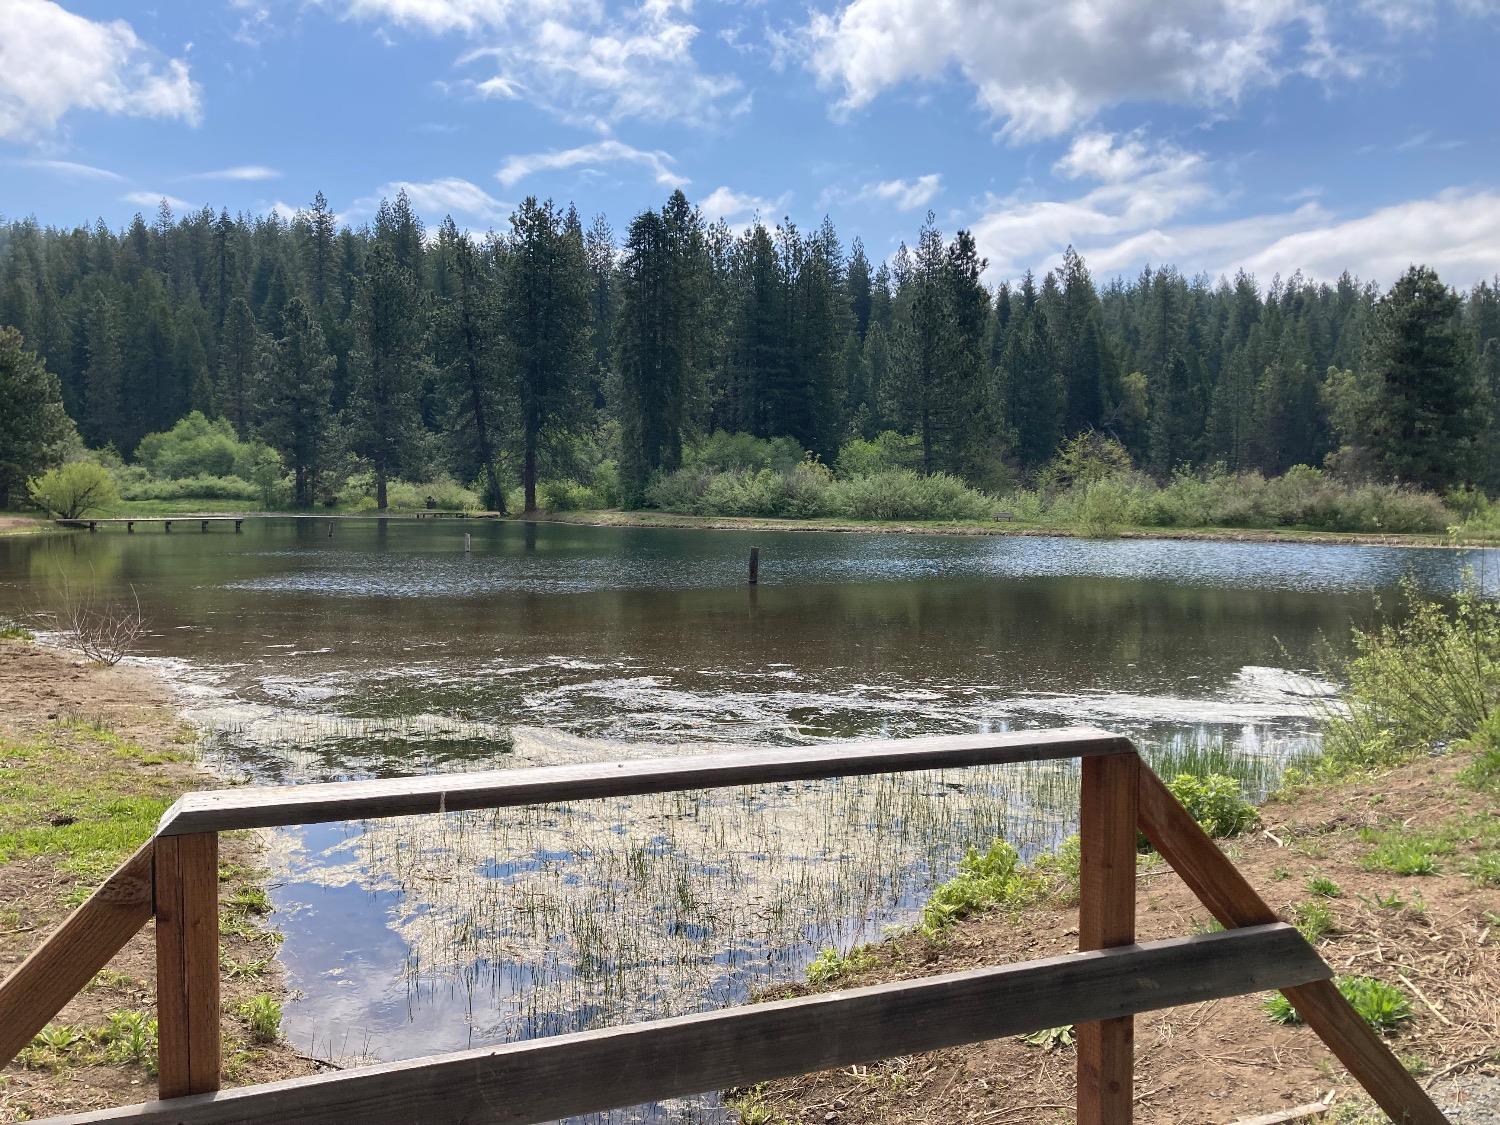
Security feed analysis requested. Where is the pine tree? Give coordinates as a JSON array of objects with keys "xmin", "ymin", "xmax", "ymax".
[
  {"xmin": 260, "ymin": 296, "xmax": 336, "ymax": 507},
  {"xmin": 1004, "ymin": 272, "xmax": 1063, "ymax": 471},
  {"xmin": 348, "ymin": 238, "xmax": 427, "ymax": 510},
  {"xmin": 1356, "ymin": 265, "xmax": 1482, "ymax": 489},
  {"xmin": 432, "ymin": 217, "xmax": 509, "ymax": 513},
  {"xmin": 80, "ymin": 294, "xmax": 123, "ymax": 449},
  {"xmin": 218, "ymin": 297, "xmax": 263, "ymax": 437},
  {"xmin": 500, "ymin": 197, "xmax": 593, "ymax": 512},
  {"xmin": 0, "ymin": 327, "xmax": 76, "ymax": 509}
]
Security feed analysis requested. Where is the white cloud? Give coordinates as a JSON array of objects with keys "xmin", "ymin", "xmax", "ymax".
[
  {"xmin": 15, "ymin": 157, "xmax": 124, "ymax": 181},
  {"xmin": 972, "ymin": 134, "xmax": 1214, "ymax": 277},
  {"xmin": 340, "ymin": 0, "xmax": 743, "ymax": 128},
  {"xmin": 0, "ymin": 0, "xmax": 201, "ymax": 141},
  {"xmin": 383, "ymin": 177, "xmax": 512, "ymax": 222},
  {"xmin": 497, "ymin": 140, "xmax": 686, "ymax": 188},
  {"xmin": 970, "ymin": 133, "xmax": 1500, "ymax": 290},
  {"xmin": 122, "ymin": 191, "xmax": 194, "ymax": 211},
  {"xmin": 855, "ymin": 173, "xmax": 941, "ymax": 210},
  {"xmin": 190, "ymin": 165, "xmax": 282, "ymax": 181},
  {"xmin": 800, "ymin": 0, "xmax": 1348, "ymax": 139},
  {"xmin": 698, "ymin": 186, "xmax": 788, "ymax": 224}
]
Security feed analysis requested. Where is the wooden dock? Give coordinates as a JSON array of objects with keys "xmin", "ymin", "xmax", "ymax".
[{"xmin": 54, "ymin": 511, "xmax": 485, "ymax": 533}]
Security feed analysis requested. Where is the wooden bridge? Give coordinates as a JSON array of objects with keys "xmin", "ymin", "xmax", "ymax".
[
  {"xmin": 0, "ymin": 729, "xmax": 1449, "ymax": 1124},
  {"xmin": 54, "ymin": 512, "xmax": 484, "ymax": 533}
]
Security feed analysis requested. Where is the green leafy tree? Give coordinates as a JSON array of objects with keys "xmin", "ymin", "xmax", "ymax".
[
  {"xmin": 0, "ymin": 327, "xmax": 76, "ymax": 509},
  {"xmin": 27, "ymin": 461, "xmax": 117, "ymax": 519}
]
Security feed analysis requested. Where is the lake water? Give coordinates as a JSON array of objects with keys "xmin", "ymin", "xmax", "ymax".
[{"xmin": 1, "ymin": 520, "xmax": 1492, "ymax": 1121}]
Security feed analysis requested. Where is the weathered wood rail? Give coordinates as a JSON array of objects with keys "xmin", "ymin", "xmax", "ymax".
[{"xmin": 0, "ymin": 728, "xmax": 1449, "ymax": 1125}]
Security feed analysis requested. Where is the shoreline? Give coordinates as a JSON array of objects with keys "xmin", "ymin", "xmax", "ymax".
[
  {"xmin": 10, "ymin": 506, "xmax": 1494, "ymax": 548},
  {"xmin": 522, "ymin": 508, "xmax": 1488, "ymax": 549},
  {"xmin": 0, "ymin": 638, "xmax": 311, "ymax": 1120}
]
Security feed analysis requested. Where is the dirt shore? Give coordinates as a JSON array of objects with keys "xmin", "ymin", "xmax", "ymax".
[
  {"xmin": 0, "ymin": 640, "xmax": 313, "ymax": 1121},
  {"xmin": 525, "ymin": 508, "xmax": 1483, "ymax": 549},
  {"xmin": 737, "ymin": 751, "xmax": 1499, "ymax": 1124}
]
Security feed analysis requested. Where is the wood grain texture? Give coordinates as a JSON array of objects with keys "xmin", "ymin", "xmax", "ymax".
[
  {"xmin": 42, "ymin": 925, "xmax": 1327, "ymax": 1125},
  {"xmin": 157, "ymin": 728, "xmax": 1135, "ymax": 835},
  {"xmin": 154, "ymin": 833, "xmax": 221, "ymax": 1099},
  {"xmin": 1136, "ymin": 768, "xmax": 1449, "ymax": 1125},
  {"xmin": 0, "ymin": 842, "xmax": 154, "ymax": 1067},
  {"xmin": 1077, "ymin": 751, "xmax": 1139, "ymax": 1125}
]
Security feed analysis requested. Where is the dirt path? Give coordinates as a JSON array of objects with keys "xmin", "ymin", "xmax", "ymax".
[
  {"xmin": 739, "ymin": 753, "xmax": 1499, "ymax": 1124},
  {"xmin": 0, "ymin": 641, "xmax": 313, "ymax": 1121}
]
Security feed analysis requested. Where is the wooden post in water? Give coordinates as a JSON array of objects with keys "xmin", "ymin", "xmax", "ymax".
[
  {"xmin": 1077, "ymin": 751, "xmax": 1139, "ymax": 1124},
  {"xmin": 327, "ymin": 521, "xmax": 334, "ymax": 538},
  {"xmin": 464, "ymin": 533, "xmax": 472, "ymax": 553},
  {"xmin": 748, "ymin": 546, "xmax": 759, "ymax": 585},
  {"xmin": 154, "ymin": 832, "xmax": 220, "ymax": 1099}
]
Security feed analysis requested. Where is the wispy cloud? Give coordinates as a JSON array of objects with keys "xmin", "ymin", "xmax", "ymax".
[
  {"xmin": 122, "ymin": 190, "xmax": 193, "ymax": 211},
  {"xmin": 189, "ymin": 164, "xmax": 282, "ymax": 181},
  {"xmin": 15, "ymin": 157, "xmax": 123, "ymax": 181},
  {"xmin": 497, "ymin": 140, "xmax": 686, "ymax": 188},
  {"xmin": 855, "ymin": 173, "xmax": 941, "ymax": 210},
  {"xmin": 698, "ymin": 186, "xmax": 789, "ymax": 225}
]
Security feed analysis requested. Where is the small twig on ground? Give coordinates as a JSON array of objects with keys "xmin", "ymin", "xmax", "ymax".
[{"xmin": 1396, "ymin": 972, "xmax": 1453, "ymax": 1026}]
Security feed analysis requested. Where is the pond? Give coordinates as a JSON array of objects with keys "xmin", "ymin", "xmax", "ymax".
[{"xmin": 1, "ymin": 520, "xmax": 1492, "ymax": 1121}]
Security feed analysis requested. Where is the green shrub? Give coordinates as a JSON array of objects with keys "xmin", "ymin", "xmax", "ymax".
[
  {"xmin": 133, "ymin": 412, "xmax": 274, "ymax": 481},
  {"xmin": 117, "ymin": 473, "xmax": 262, "ymax": 501},
  {"xmin": 26, "ymin": 461, "xmax": 119, "ymax": 518},
  {"xmin": 683, "ymin": 431, "xmax": 804, "ymax": 474},
  {"xmin": 1162, "ymin": 773, "xmax": 1255, "ymax": 837},
  {"xmin": 1070, "ymin": 474, "xmax": 1147, "ymax": 537},
  {"xmin": 1320, "ymin": 583, "xmax": 1499, "ymax": 775},
  {"xmin": 539, "ymin": 479, "xmax": 600, "ymax": 512},
  {"xmin": 806, "ymin": 944, "xmax": 874, "ymax": 985},
  {"xmin": 834, "ymin": 431, "xmax": 923, "ymax": 478},
  {"xmin": 1293, "ymin": 899, "xmax": 1336, "ymax": 941},
  {"xmin": 1306, "ymin": 875, "xmax": 1342, "ymax": 898},
  {"xmin": 826, "ymin": 469, "xmax": 992, "ymax": 521},
  {"xmin": 920, "ymin": 839, "xmax": 1044, "ymax": 934}
]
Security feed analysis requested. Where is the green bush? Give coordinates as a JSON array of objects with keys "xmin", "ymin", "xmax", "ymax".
[
  {"xmin": 919, "ymin": 839, "xmax": 1044, "ymax": 934},
  {"xmin": 1319, "ymin": 583, "xmax": 1499, "ymax": 775},
  {"xmin": 834, "ymin": 431, "xmax": 923, "ymax": 478},
  {"xmin": 1263, "ymin": 976, "xmax": 1411, "ymax": 1032},
  {"xmin": 133, "ymin": 412, "xmax": 274, "ymax": 481},
  {"xmin": 117, "ymin": 474, "xmax": 262, "ymax": 501},
  {"xmin": 1163, "ymin": 773, "xmax": 1255, "ymax": 838},
  {"xmin": 826, "ymin": 469, "xmax": 993, "ymax": 521},
  {"xmin": 340, "ymin": 473, "xmax": 480, "ymax": 512},
  {"xmin": 26, "ymin": 461, "xmax": 119, "ymax": 518},
  {"xmin": 683, "ymin": 431, "xmax": 804, "ymax": 474}
]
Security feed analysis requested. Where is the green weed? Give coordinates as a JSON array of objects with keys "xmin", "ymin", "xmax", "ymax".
[
  {"xmin": 1306, "ymin": 875, "xmax": 1342, "ymax": 898},
  {"xmin": 806, "ymin": 945, "xmax": 874, "ymax": 986},
  {"xmin": 237, "ymin": 994, "xmax": 282, "ymax": 1044},
  {"xmin": 1293, "ymin": 900, "xmax": 1337, "ymax": 942}
]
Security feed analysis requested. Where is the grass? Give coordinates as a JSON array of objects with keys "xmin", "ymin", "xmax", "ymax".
[
  {"xmin": 918, "ymin": 839, "xmax": 1048, "ymax": 936},
  {"xmin": 236, "ymin": 995, "xmax": 283, "ymax": 1044},
  {"xmin": 1305, "ymin": 875, "xmax": 1342, "ymax": 897},
  {"xmin": 806, "ymin": 944, "xmax": 875, "ymax": 985},
  {"xmin": 1292, "ymin": 899, "xmax": 1337, "ymax": 942},
  {"xmin": 20, "ymin": 1011, "xmax": 159, "ymax": 1074},
  {"xmin": 0, "ymin": 724, "xmax": 186, "ymax": 889}
]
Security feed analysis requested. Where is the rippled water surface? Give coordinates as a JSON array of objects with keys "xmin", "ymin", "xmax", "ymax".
[{"xmin": 1, "ymin": 519, "xmax": 1491, "ymax": 1121}]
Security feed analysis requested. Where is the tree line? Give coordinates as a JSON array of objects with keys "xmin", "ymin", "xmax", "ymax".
[{"xmin": 1, "ymin": 189, "xmax": 1495, "ymax": 512}]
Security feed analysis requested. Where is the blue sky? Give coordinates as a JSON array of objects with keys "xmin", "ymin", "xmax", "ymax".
[{"xmin": 3, "ymin": 0, "xmax": 1499, "ymax": 287}]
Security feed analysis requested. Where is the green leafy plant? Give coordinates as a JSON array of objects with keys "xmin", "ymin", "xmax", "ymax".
[
  {"xmin": 237, "ymin": 994, "xmax": 282, "ymax": 1044},
  {"xmin": 806, "ymin": 945, "xmax": 874, "ymax": 985},
  {"xmin": 1161, "ymin": 773, "xmax": 1255, "ymax": 838},
  {"xmin": 1264, "ymin": 976, "xmax": 1411, "ymax": 1033},
  {"xmin": 1293, "ymin": 899, "xmax": 1337, "ymax": 942},
  {"xmin": 1306, "ymin": 875, "xmax": 1342, "ymax": 898},
  {"xmin": 1019, "ymin": 1024, "xmax": 1076, "ymax": 1051},
  {"xmin": 919, "ymin": 839, "xmax": 1044, "ymax": 935}
]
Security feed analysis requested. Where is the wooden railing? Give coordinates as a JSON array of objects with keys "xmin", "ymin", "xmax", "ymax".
[{"xmin": 0, "ymin": 729, "xmax": 1448, "ymax": 1124}]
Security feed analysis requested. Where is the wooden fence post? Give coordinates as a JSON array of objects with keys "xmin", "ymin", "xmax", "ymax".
[
  {"xmin": 154, "ymin": 833, "xmax": 221, "ymax": 1099},
  {"xmin": 1078, "ymin": 751, "xmax": 1139, "ymax": 1124}
]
